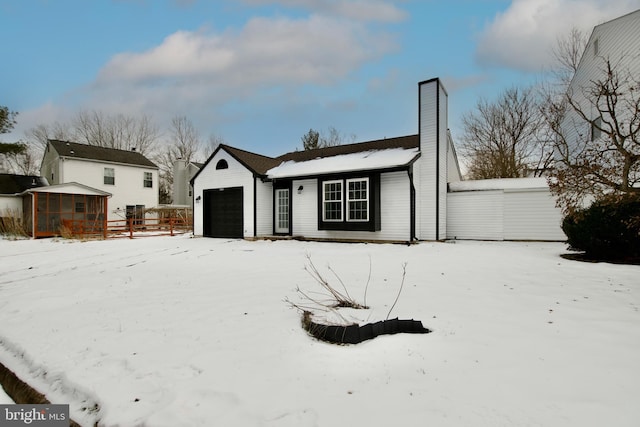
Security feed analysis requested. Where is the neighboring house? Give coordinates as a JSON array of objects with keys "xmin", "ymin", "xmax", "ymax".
[
  {"xmin": 0, "ymin": 173, "xmax": 48, "ymax": 219},
  {"xmin": 192, "ymin": 78, "xmax": 565, "ymax": 242},
  {"xmin": 1, "ymin": 173, "xmax": 111, "ymax": 238},
  {"xmin": 172, "ymin": 159, "xmax": 203, "ymax": 207},
  {"xmin": 40, "ymin": 140, "xmax": 159, "ymax": 221},
  {"xmin": 561, "ymin": 9, "xmax": 640, "ymax": 146},
  {"xmin": 21, "ymin": 182, "xmax": 111, "ymax": 238}
]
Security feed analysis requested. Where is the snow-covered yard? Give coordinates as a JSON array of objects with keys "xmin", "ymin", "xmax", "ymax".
[{"xmin": 0, "ymin": 235, "xmax": 639, "ymax": 426}]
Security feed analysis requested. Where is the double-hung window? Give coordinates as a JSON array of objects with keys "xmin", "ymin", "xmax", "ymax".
[
  {"xmin": 347, "ymin": 178, "xmax": 369, "ymax": 221},
  {"xmin": 323, "ymin": 180, "xmax": 343, "ymax": 221},
  {"xmin": 143, "ymin": 172, "xmax": 153, "ymax": 188},
  {"xmin": 104, "ymin": 168, "xmax": 115, "ymax": 185},
  {"xmin": 319, "ymin": 175, "xmax": 379, "ymax": 231}
]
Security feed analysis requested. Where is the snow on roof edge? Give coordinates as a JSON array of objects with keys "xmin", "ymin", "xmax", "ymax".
[{"xmin": 449, "ymin": 177, "xmax": 550, "ymax": 192}]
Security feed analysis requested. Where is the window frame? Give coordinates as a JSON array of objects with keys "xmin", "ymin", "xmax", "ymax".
[
  {"xmin": 322, "ymin": 179, "xmax": 343, "ymax": 222},
  {"xmin": 346, "ymin": 177, "xmax": 369, "ymax": 222},
  {"xmin": 317, "ymin": 173, "xmax": 380, "ymax": 232},
  {"xmin": 143, "ymin": 171, "xmax": 153, "ymax": 188},
  {"xmin": 104, "ymin": 167, "xmax": 115, "ymax": 185}
]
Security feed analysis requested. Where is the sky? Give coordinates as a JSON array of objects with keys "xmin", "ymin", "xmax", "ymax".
[{"xmin": 1, "ymin": 0, "xmax": 640, "ymax": 159}]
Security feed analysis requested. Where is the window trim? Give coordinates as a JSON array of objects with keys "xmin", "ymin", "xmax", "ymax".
[
  {"xmin": 322, "ymin": 179, "xmax": 343, "ymax": 222},
  {"xmin": 143, "ymin": 171, "xmax": 153, "ymax": 188},
  {"xmin": 317, "ymin": 173, "xmax": 380, "ymax": 232},
  {"xmin": 104, "ymin": 167, "xmax": 115, "ymax": 185},
  {"xmin": 346, "ymin": 177, "xmax": 369, "ymax": 222}
]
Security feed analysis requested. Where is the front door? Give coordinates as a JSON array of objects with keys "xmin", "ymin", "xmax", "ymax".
[{"xmin": 275, "ymin": 188, "xmax": 290, "ymax": 234}]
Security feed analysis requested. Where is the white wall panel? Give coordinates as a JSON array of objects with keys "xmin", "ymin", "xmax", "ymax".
[
  {"xmin": 193, "ymin": 150, "xmax": 255, "ymax": 237},
  {"xmin": 504, "ymin": 190, "xmax": 565, "ymax": 241},
  {"xmin": 447, "ymin": 191, "xmax": 504, "ymax": 241}
]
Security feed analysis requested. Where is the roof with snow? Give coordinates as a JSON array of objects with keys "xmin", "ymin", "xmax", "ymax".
[
  {"xmin": 448, "ymin": 177, "xmax": 551, "ymax": 192},
  {"xmin": 268, "ymin": 147, "xmax": 420, "ymax": 178},
  {"xmin": 195, "ymin": 135, "xmax": 420, "ymax": 182}
]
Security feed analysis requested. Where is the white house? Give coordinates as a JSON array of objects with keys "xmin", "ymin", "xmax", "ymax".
[
  {"xmin": 561, "ymin": 9, "xmax": 640, "ymax": 147},
  {"xmin": 40, "ymin": 140, "xmax": 159, "ymax": 221},
  {"xmin": 192, "ymin": 78, "xmax": 566, "ymax": 242},
  {"xmin": 0, "ymin": 173, "xmax": 49, "ymax": 228}
]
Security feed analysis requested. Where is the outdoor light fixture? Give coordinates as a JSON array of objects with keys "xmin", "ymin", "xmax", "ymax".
[
  {"xmin": 195, "ymin": 196, "xmax": 201, "ymax": 203},
  {"xmin": 297, "ymin": 185, "xmax": 304, "ymax": 194}
]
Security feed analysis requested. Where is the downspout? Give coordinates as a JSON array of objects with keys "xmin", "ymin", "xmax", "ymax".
[
  {"xmin": 407, "ymin": 167, "xmax": 416, "ymax": 241},
  {"xmin": 435, "ymin": 83, "xmax": 440, "ymax": 241},
  {"xmin": 253, "ymin": 176, "xmax": 257, "ymax": 238},
  {"xmin": 30, "ymin": 192, "xmax": 36, "ymax": 239}
]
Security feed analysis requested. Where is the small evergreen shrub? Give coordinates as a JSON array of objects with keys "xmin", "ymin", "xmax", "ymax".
[{"xmin": 562, "ymin": 194, "xmax": 640, "ymax": 261}]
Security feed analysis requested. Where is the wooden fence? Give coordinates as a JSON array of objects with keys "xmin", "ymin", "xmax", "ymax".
[{"xmin": 61, "ymin": 216, "xmax": 192, "ymax": 239}]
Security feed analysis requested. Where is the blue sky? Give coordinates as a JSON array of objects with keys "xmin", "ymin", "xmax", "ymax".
[{"xmin": 1, "ymin": 0, "xmax": 639, "ymax": 159}]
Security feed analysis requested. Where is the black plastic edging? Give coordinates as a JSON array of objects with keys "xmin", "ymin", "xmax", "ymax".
[{"xmin": 304, "ymin": 317, "xmax": 430, "ymax": 344}]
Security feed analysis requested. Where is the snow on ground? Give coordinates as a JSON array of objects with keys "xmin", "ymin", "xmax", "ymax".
[
  {"xmin": 0, "ymin": 235, "xmax": 639, "ymax": 426},
  {"xmin": 0, "ymin": 386, "xmax": 13, "ymax": 404}
]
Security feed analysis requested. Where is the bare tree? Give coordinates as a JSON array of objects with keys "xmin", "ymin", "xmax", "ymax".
[
  {"xmin": 460, "ymin": 86, "xmax": 553, "ymax": 179},
  {"xmin": 26, "ymin": 122, "xmax": 72, "ymax": 150},
  {"xmin": 156, "ymin": 116, "xmax": 202, "ymax": 203},
  {"xmin": 72, "ymin": 110, "xmax": 159, "ymax": 155},
  {"xmin": 551, "ymin": 27, "xmax": 588, "ymax": 90},
  {"xmin": 544, "ymin": 57, "xmax": 640, "ymax": 213},
  {"xmin": 203, "ymin": 133, "xmax": 225, "ymax": 160}
]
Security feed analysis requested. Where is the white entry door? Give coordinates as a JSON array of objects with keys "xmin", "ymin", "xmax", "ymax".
[{"xmin": 275, "ymin": 188, "xmax": 290, "ymax": 234}]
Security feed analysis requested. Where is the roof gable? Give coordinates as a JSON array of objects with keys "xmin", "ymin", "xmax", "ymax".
[
  {"xmin": 48, "ymin": 140, "xmax": 158, "ymax": 168},
  {"xmin": 192, "ymin": 135, "xmax": 421, "ymax": 183},
  {"xmin": 21, "ymin": 181, "xmax": 111, "ymax": 197},
  {"xmin": 0, "ymin": 174, "xmax": 48, "ymax": 195}
]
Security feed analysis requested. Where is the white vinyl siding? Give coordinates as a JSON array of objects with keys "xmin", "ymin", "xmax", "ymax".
[
  {"xmin": 56, "ymin": 158, "xmax": 157, "ymax": 221},
  {"xmin": 417, "ymin": 79, "xmax": 448, "ymax": 240},
  {"xmin": 255, "ymin": 179, "xmax": 273, "ymax": 236},
  {"xmin": 447, "ymin": 191, "xmax": 504, "ymax": 241},
  {"xmin": 292, "ymin": 172, "xmax": 411, "ymax": 241},
  {"xmin": 561, "ymin": 10, "xmax": 640, "ymax": 151},
  {"xmin": 447, "ymin": 188, "xmax": 565, "ymax": 241},
  {"xmin": 192, "ymin": 150, "xmax": 255, "ymax": 237},
  {"xmin": 504, "ymin": 189, "xmax": 565, "ymax": 241}
]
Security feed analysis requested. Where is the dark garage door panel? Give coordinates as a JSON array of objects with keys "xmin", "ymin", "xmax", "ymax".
[{"xmin": 203, "ymin": 187, "xmax": 244, "ymax": 238}]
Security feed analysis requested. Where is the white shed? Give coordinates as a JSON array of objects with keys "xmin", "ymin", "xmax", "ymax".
[{"xmin": 446, "ymin": 178, "xmax": 566, "ymax": 241}]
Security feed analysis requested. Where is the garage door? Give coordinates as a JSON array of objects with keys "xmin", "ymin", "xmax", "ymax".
[{"xmin": 203, "ymin": 187, "xmax": 244, "ymax": 238}]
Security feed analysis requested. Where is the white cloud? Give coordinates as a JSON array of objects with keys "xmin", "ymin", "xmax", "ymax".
[
  {"xmin": 240, "ymin": 0, "xmax": 408, "ymax": 23},
  {"xmin": 76, "ymin": 13, "xmax": 399, "ymax": 141},
  {"xmin": 97, "ymin": 14, "xmax": 396, "ymax": 92},
  {"xmin": 475, "ymin": 0, "xmax": 640, "ymax": 71}
]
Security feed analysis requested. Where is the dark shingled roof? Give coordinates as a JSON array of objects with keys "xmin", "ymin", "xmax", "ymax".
[
  {"xmin": 214, "ymin": 134, "xmax": 419, "ymax": 176},
  {"xmin": 48, "ymin": 140, "xmax": 158, "ymax": 168},
  {"xmin": 221, "ymin": 145, "xmax": 282, "ymax": 175},
  {"xmin": 276, "ymin": 134, "xmax": 419, "ymax": 164},
  {"xmin": 0, "ymin": 174, "xmax": 48, "ymax": 194}
]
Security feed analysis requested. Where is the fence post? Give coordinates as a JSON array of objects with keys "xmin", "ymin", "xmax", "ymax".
[
  {"xmin": 170, "ymin": 218, "xmax": 174, "ymax": 236},
  {"xmin": 129, "ymin": 218, "xmax": 133, "ymax": 239}
]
